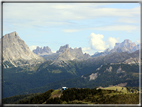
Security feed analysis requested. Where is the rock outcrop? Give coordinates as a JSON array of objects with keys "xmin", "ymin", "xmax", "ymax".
[{"xmin": 2, "ymin": 31, "xmax": 45, "ymax": 68}]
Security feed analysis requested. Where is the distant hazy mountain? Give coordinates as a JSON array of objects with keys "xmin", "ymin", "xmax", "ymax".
[
  {"xmin": 92, "ymin": 39, "xmax": 139, "ymax": 57},
  {"xmin": 33, "ymin": 46, "xmax": 53, "ymax": 56},
  {"xmin": 91, "ymin": 48, "xmax": 110, "ymax": 57},
  {"xmin": 2, "ymin": 31, "xmax": 45, "ymax": 68},
  {"xmin": 114, "ymin": 39, "xmax": 135, "ymax": 49}
]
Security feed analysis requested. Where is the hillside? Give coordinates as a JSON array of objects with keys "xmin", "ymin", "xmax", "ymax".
[
  {"xmin": 15, "ymin": 62, "xmax": 140, "ymax": 97},
  {"xmin": 3, "ymin": 60, "xmax": 140, "ymax": 98},
  {"xmin": 3, "ymin": 88, "xmax": 139, "ymax": 104}
]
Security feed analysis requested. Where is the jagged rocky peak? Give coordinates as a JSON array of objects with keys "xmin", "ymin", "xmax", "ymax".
[
  {"xmin": 33, "ymin": 46, "xmax": 42, "ymax": 53},
  {"xmin": 3, "ymin": 31, "xmax": 29, "ymax": 53},
  {"xmin": 2, "ymin": 31, "xmax": 45, "ymax": 68},
  {"xmin": 70, "ymin": 47, "xmax": 83, "ymax": 54},
  {"xmin": 114, "ymin": 39, "xmax": 136, "ymax": 49},
  {"xmin": 3, "ymin": 31, "xmax": 22, "ymax": 48},
  {"xmin": 51, "ymin": 45, "xmax": 90, "ymax": 66},
  {"xmin": 70, "ymin": 47, "xmax": 91, "ymax": 60},
  {"xmin": 57, "ymin": 48, "xmax": 75, "ymax": 61},
  {"xmin": 3, "ymin": 31, "xmax": 18, "ymax": 38},
  {"xmin": 43, "ymin": 46, "xmax": 52, "ymax": 52},
  {"xmin": 56, "ymin": 44, "xmax": 69, "ymax": 53},
  {"xmin": 122, "ymin": 39, "xmax": 136, "ymax": 49},
  {"xmin": 50, "ymin": 47, "xmax": 75, "ymax": 67},
  {"xmin": 33, "ymin": 46, "xmax": 52, "ymax": 55}
]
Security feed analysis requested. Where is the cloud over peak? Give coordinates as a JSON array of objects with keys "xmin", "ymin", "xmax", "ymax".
[
  {"xmin": 89, "ymin": 33, "xmax": 108, "ymax": 51},
  {"xmin": 107, "ymin": 37, "xmax": 119, "ymax": 49},
  {"xmin": 29, "ymin": 45, "xmax": 39, "ymax": 51},
  {"xmin": 82, "ymin": 33, "xmax": 120, "ymax": 54}
]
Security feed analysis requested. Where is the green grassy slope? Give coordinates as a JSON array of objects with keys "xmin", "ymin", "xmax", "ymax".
[
  {"xmin": 102, "ymin": 86, "xmax": 128, "ymax": 93},
  {"xmin": 3, "ymin": 88, "xmax": 140, "ymax": 104}
]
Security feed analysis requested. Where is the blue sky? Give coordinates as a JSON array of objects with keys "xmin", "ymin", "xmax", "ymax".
[{"xmin": 3, "ymin": 3, "xmax": 140, "ymax": 55}]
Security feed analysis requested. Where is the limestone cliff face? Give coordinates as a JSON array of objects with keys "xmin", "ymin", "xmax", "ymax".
[
  {"xmin": 50, "ymin": 47, "xmax": 75, "ymax": 66},
  {"xmin": 56, "ymin": 44, "xmax": 69, "ymax": 53},
  {"xmin": 33, "ymin": 46, "xmax": 53, "ymax": 56},
  {"xmin": 69, "ymin": 47, "xmax": 90, "ymax": 60},
  {"xmin": 2, "ymin": 31, "xmax": 45, "ymax": 68},
  {"xmin": 51, "ymin": 44, "xmax": 90, "ymax": 66}
]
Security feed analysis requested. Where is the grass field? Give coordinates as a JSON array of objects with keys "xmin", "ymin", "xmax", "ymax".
[
  {"xmin": 103, "ymin": 86, "xmax": 128, "ymax": 93},
  {"xmin": 50, "ymin": 89, "xmax": 62, "ymax": 99}
]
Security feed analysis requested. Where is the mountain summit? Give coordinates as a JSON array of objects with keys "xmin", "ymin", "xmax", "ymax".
[
  {"xmin": 56, "ymin": 44, "xmax": 69, "ymax": 53},
  {"xmin": 50, "ymin": 44, "xmax": 90, "ymax": 66},
  {"xmin": 92, "ymin": 39, "xmax": 139, "ymax": 57},
  {"xmin": 33, "ymin": 46, "xmax": 53, "ymax": 56},
  {"xmin": 114, "ymin": 39, "xmax": 136, "ymax": 50},
  {"xmin": 2, "ymin": 31, "xmax": 45, "ymax": 68}
]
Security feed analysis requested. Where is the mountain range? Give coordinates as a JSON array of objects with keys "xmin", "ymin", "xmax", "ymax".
[
  {"xmin": 32, "ymin": 38, "xmax": 140, "ymax": 63},
  {"xmin": 2, "ymin": 31, "xmax": 141, "ymax": 98},
  {"xmin": 2, "ymin": 32, "xmax": 140, "ymax": 68},
  {"xmin": 92, "ymin": 39, "xmax": 139, "ymax": 57}
]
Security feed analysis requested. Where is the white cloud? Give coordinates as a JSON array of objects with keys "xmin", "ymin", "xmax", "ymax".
[
  {"xmin": 89, "ymin": 33, "xmax": 108, "ymax": 51},
  {"xmin": 29, "ymin": 45, "xmax": 38, "ymax": 51},
  {"xmin": 92, "ymin": 25, "xmax": 138, "ymax": 32},
  {"xmin": 3, "ymin": 3, "xmax": 140, "ymax": 30},
  {"xmin": 84, "ymin": 33, "xmax": 120, "ymax": 54},
  {"xmin": 107, "ymin": 37, "xmax": 119, "ymax": 49},
  {"xmin": 82, "ymin": 47, "xmax": 90, "ymax": 53},
  {"xmin": 82, "ymin": 47, "xmax": 95, "ymax": 55}
]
